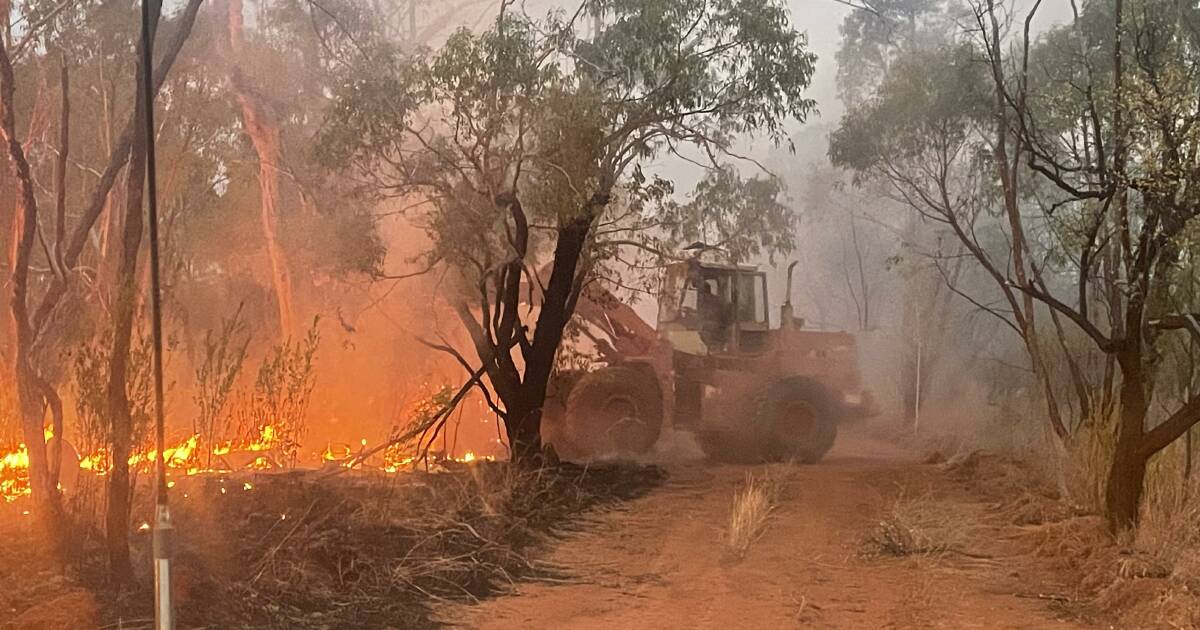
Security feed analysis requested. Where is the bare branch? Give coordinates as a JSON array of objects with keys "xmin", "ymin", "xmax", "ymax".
[{"xmin": 1010, "ymin": 281, "xmax": 1115, "ymax": 352}]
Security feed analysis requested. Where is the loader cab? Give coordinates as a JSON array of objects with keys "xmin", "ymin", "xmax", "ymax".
[{"xmin": 658, "ymin": 260, "xmax": 769, "ymax": 355}]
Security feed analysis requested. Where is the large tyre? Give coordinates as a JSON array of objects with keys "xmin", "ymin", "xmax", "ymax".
[
  {"xmin": 755, "ymin": 377, "xmax": 839, "ymax": 463},
  {"xmin": 562, "ymin": 366, "xmax": 663, "ymax": 458}
]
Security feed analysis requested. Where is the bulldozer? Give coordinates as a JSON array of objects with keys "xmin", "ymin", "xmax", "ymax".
[{"xmin": 542, "ymin": 255, "xmax": 877, "ymax": 463}]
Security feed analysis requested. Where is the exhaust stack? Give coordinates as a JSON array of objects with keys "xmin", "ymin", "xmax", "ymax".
[{"xmin": 781, "ymin": 261, "xmax": 799, "ymax": 328}]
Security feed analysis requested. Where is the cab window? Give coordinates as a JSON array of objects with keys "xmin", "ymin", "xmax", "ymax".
[
  {"xmin": 657, "ymin": 265, "xmax": 688, "ymax": 322},
  {"xmin": 735, "ymin": 273, "xmax": 767, "ymax": 324}
]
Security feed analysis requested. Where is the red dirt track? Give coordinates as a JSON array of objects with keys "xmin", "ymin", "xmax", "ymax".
[{"xmin": 444, "ymin": 427, "xmax": 1098, "ymax": 629}]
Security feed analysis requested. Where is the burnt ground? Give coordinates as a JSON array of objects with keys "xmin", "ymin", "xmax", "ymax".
[
  {"xmin": 441, "ymin": 428, "xmax": 1115, "ymax": 629},
  {"xmin": 8, "ymin": 424, "xmax": 1192, "ymax": 629},
  {"xmin": 0, "ymin": 462, "xmax": 662, "ymax": 629}
]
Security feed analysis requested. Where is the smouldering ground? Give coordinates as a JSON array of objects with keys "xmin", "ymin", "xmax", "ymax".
[
  {"xmin": 0, "ymin": 463, "xmax": 663, "ymax": 629},
  {"xmin": 442, "ymin": 427, "xmax": 1103, "ymax": 629}
]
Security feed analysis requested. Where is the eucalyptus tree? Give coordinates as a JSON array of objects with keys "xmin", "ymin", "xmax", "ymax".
[
  {"xmin": 830, "ymin": 41, "xmax": 1075, "ymax": 439},
  {"xmin": 836, "ymin": 0, "xmax": 1200, "ymax": 530},
  {"xmin": 319, "ymin": 0, "xmax": 815, "ymax": 462},
  {"xmin": 1001, "ymin": 0, "xmax": 1200, "ymax": 529},
  {"xmin": 1, "ymin": 0, "xmax": 205, "ymax": 565},
  {"xmin": 835, "ymin": 0, "xmax": 953, "ymax": 107},
  {"xmin": 832, "ymin": 0, "xmax": 977, "ymax": 425}
]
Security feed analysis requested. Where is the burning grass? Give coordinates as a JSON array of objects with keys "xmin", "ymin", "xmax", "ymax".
[{"xmin": 0, "ymin": 461, "xmax": 662, "ymax": 629}]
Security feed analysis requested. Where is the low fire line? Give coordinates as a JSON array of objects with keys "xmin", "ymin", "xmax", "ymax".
[{"xmin": 0, "ymin": 419, "xmax": 497, "ymax": 506}]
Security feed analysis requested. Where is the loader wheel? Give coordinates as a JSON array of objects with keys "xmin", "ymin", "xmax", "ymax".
[
  {"xmin": 753, "ymin": 378, "xmax": 838, "ymax": 464},
  {"xmin": 563, "ymin": 366, "xmax": 663, "ymax": 458}
]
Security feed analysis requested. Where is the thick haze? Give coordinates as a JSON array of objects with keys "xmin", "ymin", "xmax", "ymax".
[{"xmin": 787, "ymin": 0, "xmax": 1073, "ymax": 123}]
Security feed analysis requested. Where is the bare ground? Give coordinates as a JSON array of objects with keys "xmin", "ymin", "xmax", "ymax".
[{"xmin": 442, "ymin": 427, "xmax": 1106, "ymax": 630}]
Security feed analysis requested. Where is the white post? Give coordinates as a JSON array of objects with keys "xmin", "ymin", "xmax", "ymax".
[
  {"xmin": 914, "ymin": 338, "xmax": 922, "ymax": 433},
  {"xmin": 153, "ymin": 503, "xmax": 174, "ymax": 630}
]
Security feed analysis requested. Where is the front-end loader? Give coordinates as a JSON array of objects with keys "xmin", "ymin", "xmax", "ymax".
[{"xmin": 542, "ymin": 256, "xmax": 877, "ymax": 463}]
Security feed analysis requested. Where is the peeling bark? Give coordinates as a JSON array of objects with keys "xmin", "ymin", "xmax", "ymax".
[{"xmin": 223, "ymin": 0, "xmax": 296, "ymax": 339}]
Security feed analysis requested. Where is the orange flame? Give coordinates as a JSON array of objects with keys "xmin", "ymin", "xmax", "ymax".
[
  {"xmin": 0, "ymin": 444, "xmax": 32, "ymax": 503},
  {"xmin": 321, "ymin": 442, "xmax": 351, "ymax": 462},
  {"xmin": 2, "ymin": 417, "xmax": 496, "ymax": 504}
]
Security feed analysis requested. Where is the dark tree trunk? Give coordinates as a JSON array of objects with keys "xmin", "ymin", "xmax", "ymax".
[
  {"xmin": 1105, "ymin": 432, "xmax": 1147, "ymax": 530},
  {"xmin": 470, "ymin": 192, "xmax": 604, "ymax": 467},
  {"xmin": 105, "ymin": 5, "xmax": 158, "ymax": 582},
  {"xmin": 506, "ymin": 212, "xmax": 596, "ymax": 464},
  {"xmin": 503, "ymin": 393, "xmax": 544, "ymax": 464},
  {"xmin": 16, "ymin": 367, "xmax": 68, "ymax": 554},
  {"xmin": 104, "ymin": 387, "xmax": 135, "ymax": 584},
  {"xmin": 1105, "ymin": 345, "xmax": 1149, "ymax": 530},
  {"xmin": 105, "ymin": 134, "xmax": 147, "ymax": 587}
]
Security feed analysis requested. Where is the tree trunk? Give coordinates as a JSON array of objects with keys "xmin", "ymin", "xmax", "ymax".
[
  {"xmin": 510, "ymin": 212, "xmax": 596, "ymax": 464},
  {"xmin": 16, "ymin": 364, "xmax": 67, "ymax": 553},
  {"xmin": 1, "ymin": 35, "xmax": 67, "ymax": 556},
  {"xmin": 1105, "ymin": 421, "xmax": 1147, "ymax": 530},
  {"xmin": 473, "ymin": 194, "xmax": 603, "ymax": 466},
  {"xmin": 104, "ymin": 5, "xmax": 159, "ymax": 581},
  {"xmin": 1105, "ymin": 348, "xmax": 1149, "ymax": 530},
  {"xmin": 1031, "ymin": 350, "xmax": 1069, "ymax": 439},
  {"xmin": 983, "ymin": 0, "xmax": 1068, "ymax": 440},
  {"xmin": 503, "ymin": 391, "xmax": 543, "ymax": 464},
  {"xmin": 105, "ymin": 171, "xmax": 142, "ymax": 584},
  {"xmin": 224, "ymin": 0, "xmax": 295, "ymax": 339}
]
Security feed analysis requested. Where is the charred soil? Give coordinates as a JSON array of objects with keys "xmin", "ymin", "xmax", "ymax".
[{"xmin": 0, "ymin": 462, "xmax": 662, "ymax": 629}]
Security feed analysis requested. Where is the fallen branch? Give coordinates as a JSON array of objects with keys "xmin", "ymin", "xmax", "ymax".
[{"xmin": 322, "ymin": 363, "xmax": 487, "ymax": 477}]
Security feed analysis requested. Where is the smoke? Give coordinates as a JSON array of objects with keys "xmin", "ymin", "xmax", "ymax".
[{"xmin": 0, "ymin": 0, "xmax": 1069, "ymax": 466}]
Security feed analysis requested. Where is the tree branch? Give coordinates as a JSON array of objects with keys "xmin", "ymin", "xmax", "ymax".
[{"xmin": 1141, "ymin": 393, "xmax": 1200, "ymax": 457}]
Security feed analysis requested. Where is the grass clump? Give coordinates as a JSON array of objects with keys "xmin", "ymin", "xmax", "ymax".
[
  {"xmin": 725, "ymin": 464, "xmax": 791, "ymax": 558},
  {"xmin": 864, "ymin": 493, "xmax": 965, "ymax": 558}
]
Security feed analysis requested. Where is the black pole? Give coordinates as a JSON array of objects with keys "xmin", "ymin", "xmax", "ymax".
[
  {"xmin": 140, "ymin": 0, "xmax": 173, "ymax": 627},
  {"xmin": 140, "ymin": 0, "xmax": 165, "ymax": 509}
]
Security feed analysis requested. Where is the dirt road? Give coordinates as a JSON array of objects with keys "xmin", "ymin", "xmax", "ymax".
[{"xmin": 444, "ymin": 428, "xmax": 1100, "ymax": 629}]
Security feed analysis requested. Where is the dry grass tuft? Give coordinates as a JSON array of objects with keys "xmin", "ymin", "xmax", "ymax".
[
  {"xmin": 1114, "ymin": 553, "xmax": 1171, "ymax": 580},
  {"xmin": 864, "ymin": 493, "xmax": 968, "ymax": 558},
  {"xmin": 725, "ymin": 464, "xmax": 791, "ymax": 558},
  {"xmin": 1026, "ymin": 515, "xmax": 1110, "ymax": 577},
  {"xmin": 943, "ymin": 450, "xmax": 1058, "ymax": 502},
  {"xmin": 1064, "ymin": 422, "xmax": 1113, "ymax": 513},
  {"xmin": 999, "ymin": 491, "xmax": 1079, "ymax": 526}
]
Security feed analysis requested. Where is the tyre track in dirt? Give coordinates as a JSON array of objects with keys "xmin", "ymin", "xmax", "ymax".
[{"xmin": 442, "ymin": 428, "xmax": 1098, "ymax": 629}]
